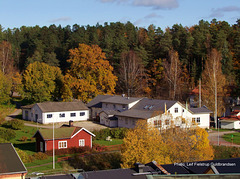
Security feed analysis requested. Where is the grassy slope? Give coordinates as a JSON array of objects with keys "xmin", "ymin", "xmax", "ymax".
[{"xmin": 222, "ymin": 132, "xmax": 240, "ymax": 145}]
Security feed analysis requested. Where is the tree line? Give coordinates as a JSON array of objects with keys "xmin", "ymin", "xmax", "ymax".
[{"xmin": 0, "ymin": 19, "xmax": 239, "ymax": 116}]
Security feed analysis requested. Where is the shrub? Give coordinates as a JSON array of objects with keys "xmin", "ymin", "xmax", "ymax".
[
  {"xmin": 33, "ymin": 152, "xmax": 48, "ymax": 160},
  {"xmin": 45, "ymin": 146, "xmax": 92, "ymax": 156},
  {"xmin": 92, "ymin": 143, "xmax": 108, "ymax": 152},
  {"xmin": 15, "ymin": 148, "xmax": 34, "ymax": 163},
  {"xmin": 213, "ymin": 145, "xmax": 240, "ymax": 159},
  {"xmin": 19, "ymin": 136, "xmax": 28, "ymax": 142},
  {"xmin": 93, "ymin": 128, "xmax": 128, "ymax": 140},
  {"xmin": 8, "ymin": 119, "xmax": 24, "ymax": 130},
  {"xmin": 0, "ymin": 128, "xmax": 16, "ymax": 141}
]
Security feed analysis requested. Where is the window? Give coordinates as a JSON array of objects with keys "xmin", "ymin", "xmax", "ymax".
[
  {"xmin": 59, "ymin": 113, "xmax": 65, "ymax": 118},
  {"xmin": 47, "ymin": 114, "xmax": 52, "ymax": 118},
  {"xmin": 197, "ymin": 117, "xmax": 200, "ymax": 123},
  {"xmin": 80, "ymin": 112, "xmax": 85, "ymax": 116},
  {"xmin": 58, "ymin": 141, "xmax": 67, "ymax": 149},
  {"xmin": 70, "ymin": 113, "xmax": 76, "ymax": 117},
  {"xmin": 192, "ymin": 118, "xmax": 196, "ymax": 124},
  {"xmin": 182, "ymin": 109, "xmax": 184, "ymax": 112},
  {"xmin": 132, "ymin": 120, "xmax": 135, "ymax": 126},
  {"xmin": 165, "ymin": 120, "xmax": 169, "ymax": 125},
  {"xmin": 123, "ymin": 105, "xmax": 127, "ymax": 109},
  {"xmin": 40, "ymin": 142, "xmax": 43, "ymax": 152},
  {"xmin": 175, "ymin": 108, "xmax": 178, "ymax": 113},
  {"xmin": 79, "ymin": 139, "xmax": 85, "ymax": 147},
  {"xmin": 154, "ymin": 120, "xmax": 162, "ymax": 128},
  {"xmin": 182, "ymin": 118, "xmax": 186, "ymax": 124},
  {"xmin": 113, "ymin": 104, "xmax": 116, "ymax": 109}
]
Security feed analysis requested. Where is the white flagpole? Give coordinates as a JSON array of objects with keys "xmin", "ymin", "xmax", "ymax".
[{"xmin": 53, "ymin": 116, "xmax": 55, "ymax": 169}]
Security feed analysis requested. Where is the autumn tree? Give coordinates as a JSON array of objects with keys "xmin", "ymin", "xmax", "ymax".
[
  {"xmin": 22, "ymin": 61, "xmax": 64, "ymax": 102},
  {"xmin": 161, "ymin": 127, "xmax": 214, "ymax": 163},
  {"xmin": 118, "ymin": 50, "xmax": 148, "ymax": 96},
  {"xmin": 0, "ymin": 70, "xmax": 12, "ymax": 104},
  {"xmin": 11, "ymin": 72, "xmax": 24, "ymax": 97},
  {"xmin": 121, "ymin": 121, "xmax": 170, "ymax": 168},
  {"xmin": 202, "ymin": 48, "xmax": 227, "ymax": 127},
  {"xmin": 0, "ymin": 41, "xmax": 13, "ymax": 75},
  {"xmin": 63, "ymin": 44, "xmax": 117, "ymax": 103},
  {"xmin": 121, "ymin": 121, "xmax": 213, "ymax": 168},
  {"xmin": 163, "ymin": 49, "xmax": 189, "ymax": 100}
]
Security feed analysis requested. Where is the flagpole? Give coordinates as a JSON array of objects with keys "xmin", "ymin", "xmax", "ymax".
[{"xmin": 53, "ymin": 115, "xmax": 55, "ymax": 169}]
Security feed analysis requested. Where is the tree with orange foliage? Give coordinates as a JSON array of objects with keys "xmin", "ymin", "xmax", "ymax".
[
  {"xmin": 121, "ymin": 121, "xmax": 213, "ymax": 168},
  {"xmin": 63, "ymin": 44, "xmax": 117, "ymax": 103}
]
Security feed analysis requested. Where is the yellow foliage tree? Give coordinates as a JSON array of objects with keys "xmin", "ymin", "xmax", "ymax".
[
  {"xmin": 63, "ymin": 44, "xmax": 117, "ymax": 103},
  {"xmin": 121, "ymin": 121, "xmax": 170, "ymax": 168},
  {"xmin": 121, "ymin": 121, "xmax": 214, "ymax": 168},
  {"xmin": 161, "ymin": 127, "xmax": 214, "ymax": 163}
]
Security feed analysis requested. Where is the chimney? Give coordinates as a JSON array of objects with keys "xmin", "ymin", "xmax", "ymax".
[
  {"xmin": 134, "ymin": 163, "xmax": 144, "ymax": 173},
  {"xmin": 69, "ymin": 120, "xmax": 73, "ymax": 127}
]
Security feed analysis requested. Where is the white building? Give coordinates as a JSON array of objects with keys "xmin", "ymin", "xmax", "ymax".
[
  {"xmin": 22, "ymin": 101, "xmax": 89, "ymax": 124},
  {"xmin": 219, "ymin": 110, "xmax": 240, "ymax": 129},
  {"xmin": 88, "ymin": 96, "xmax": 212, "ymax": 129}
]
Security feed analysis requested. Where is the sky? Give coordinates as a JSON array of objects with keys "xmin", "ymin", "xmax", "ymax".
[{"xmin": 0, "ymin": 0, "xmax": 240, "ymax": 30}]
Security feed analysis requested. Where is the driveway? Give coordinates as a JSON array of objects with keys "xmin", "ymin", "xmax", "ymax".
[{"xmin": 208, "ymin": 130, "xmax": 240, "ymax": 147}]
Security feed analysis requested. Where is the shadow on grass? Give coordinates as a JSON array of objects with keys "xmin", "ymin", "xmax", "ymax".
[{"xmin": 14, "ymin": 142, "xmax": 36, "ymax": 153}]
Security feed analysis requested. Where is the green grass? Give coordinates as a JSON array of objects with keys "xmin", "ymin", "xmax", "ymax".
[
  {"xmin": 93, "ymin": 139, "xmax": 123, "ymax": 146},
  {"xmin": 211, "ymin": 128, "xmax": 235, "ymax": 132},
  {"xmin": 223, "ymin": 132, "xmax": 240, "ymax": 145}
]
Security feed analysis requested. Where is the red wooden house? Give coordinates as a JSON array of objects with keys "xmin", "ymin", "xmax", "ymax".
[{"xmin": 33, "ymin": 127, "xmax": 95, "ymax": 152}]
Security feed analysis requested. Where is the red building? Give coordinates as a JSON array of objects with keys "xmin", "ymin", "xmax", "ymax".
[{"xmin": 33, "ymin": 126, "xmax": 95, "ymax": 152}]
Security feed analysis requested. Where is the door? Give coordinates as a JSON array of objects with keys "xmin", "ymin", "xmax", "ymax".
[
  {"xmin": 35, "ymin": 114, "xmax": 38, "ymax": 122},
  {"xmin": 40, "ymin": 142, "xmax": 43, "ymax": 152}
]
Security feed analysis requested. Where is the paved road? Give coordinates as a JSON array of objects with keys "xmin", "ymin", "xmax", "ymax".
[{"xmin": 208, "ymin": 130, "xmax": 240, "ymax": 147}]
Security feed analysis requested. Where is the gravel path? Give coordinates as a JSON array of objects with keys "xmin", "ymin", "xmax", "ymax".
[{"xmin": 208, "ymin": 130, "xmax": 240, "ymax": 147}]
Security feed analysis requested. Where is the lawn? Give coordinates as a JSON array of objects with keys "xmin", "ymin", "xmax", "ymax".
[
  {"xmin": 223, "ymin": 132, "xmax": 240, "ymax": 145},
  {"xmin": 93, "ymin": 139, "xmax": 123, "ymax": 146}
]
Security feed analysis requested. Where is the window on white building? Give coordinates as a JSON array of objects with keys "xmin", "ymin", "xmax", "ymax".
[
  {"xmin": 71, "ymin": 113, "xmax": 76, "ymax": 117},
  {"xmin": 47, "ymin": 114, "xmax": 52, "ymax": 118},
  {"xmin": 175, "ymin": 108, "xmax": 178, "ymax": 113},
  {"xmin": 80, "ymin": 112, "xmax": 85, "ymax": 116},
  {"xmin": 58, "ymin": 141, "xmax": 67, "ymax": 149},
  {"xmin": 79, "ymin": 139, "xmax": 85, "ymax": 147},
  {"xmin": 197, "ymin": 117, "xmax": 200, "ymax": 124},
  {"xmin": 165, "ymin": 120, "xmax": 169, "ymax": 125},
  {"xmin": 154, "ymin": 120, "xmax": 162, "ymax": 128},
  {"xmin": 59, "ymin": 113, "xmax": 65, "ymax": 118}
]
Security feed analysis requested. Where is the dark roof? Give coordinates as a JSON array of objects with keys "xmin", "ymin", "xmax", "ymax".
[
  {"xmin": 82, "ymin": 165, "xmax": 157, "ymax": 179},
  {"xmin": 87, "ymin": 94, "xmax": 113, "ymax": 108},
  {"xmin": 189, "ymin": 106, "xmax": 212, "ymax": 114},
  {"xmin": 21, "ymin": 104, "xmax": 34, "ymax": 109},
  {"xmin": 33, "ymin": 127, "xmax": 95, "ymax": 140},
  {"xmin": 101, "ymin": 96, "xmax": 142, "ymax": 105},
  {"xmin": 160, "ymin": 157, "xmax": 240, "ymax": 174},
  {"xmin": 0, "ymin": 143, "xmax": 27, "ymax": 175},
  {"xmin": 39, "ymin": 174, "xmax": 76, "ymax": 179},
  {"xmin": 37, "ymin": 101, "xmax": 88, "ymax": 113},
  {"xmin": 116, "ymin": 98, "xmax": 177, "ymax": 119}
]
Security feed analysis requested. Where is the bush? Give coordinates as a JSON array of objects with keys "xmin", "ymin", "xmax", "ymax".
[
  {"xmin": 15, "ymin": 148, "xmax": 34, "ymax": 163},
  {"xmin": 19, "ymin": 136, "xmax": 28, "ymax": 142},
  {"xmin": 92, "ymin": 143, "xmax": 108, "ymax": 152},
  {"xmin": 69, "ymin": 152, "xmax": 121, "ymax": 171},
  {"xmin": 0, "ymin": 128, "xmax": 16, "ymax": 141},
  {"xmin": 7, "ymin": 119, "xmax": 24, "ymax": 130},
  {"xmin": 213, "ymin": 145, "xmax": 240, "ymax": 159},
  {"xmin": 33, "ymin": 152, "xmax": 48, "ymax": 160},
  {"xmin": 45, "ymin": 146, "xmax": 92, "ymax": 156},
  {"xmin": 93, "ymin": 128, "xmax": 128, "ymax": 140}
]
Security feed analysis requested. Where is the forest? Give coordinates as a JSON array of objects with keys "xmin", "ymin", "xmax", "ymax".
[{"xmin": 0, "ymin": 18, "xmax": 240, "ymax": 116}]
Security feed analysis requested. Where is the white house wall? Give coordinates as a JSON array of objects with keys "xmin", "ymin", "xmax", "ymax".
[
  {"xmin": 221, "ymin": 121, "xmax": 240, "ymax": 129},
  {"xmin": 41, "ymin": 110, "xmax": 89, "ymax": 124}
]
